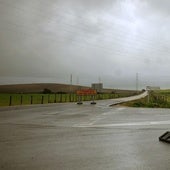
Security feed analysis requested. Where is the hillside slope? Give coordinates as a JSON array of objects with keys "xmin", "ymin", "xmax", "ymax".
[
  {"xmin": 0, "ymin": 83, "xmax": 89, "ymax": 93},
  {"xmin": 0, "ymin": 83, "xmax": 138, "ymax": 95}
]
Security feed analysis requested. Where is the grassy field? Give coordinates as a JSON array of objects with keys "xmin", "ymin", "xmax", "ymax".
[
  {"xmin": 0, "ymin": 93, "xmax": 127, "ymax": 107},
  {"xmin": 0, "ymin": 83, "xmax": 140, "ymax": 107},
  {"xmin": 122, "ymin": 90, "xmax": 170, "ymax": 108}
]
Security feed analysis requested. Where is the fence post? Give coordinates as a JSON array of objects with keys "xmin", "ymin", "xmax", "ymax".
[
  {"xmin": 41, "ymin": 96, "xmax": 44, "ymax": 104},
  {"xmin": 54, "ymin": 94, "xmax": 56, "ymax": 103},
  {"xmin": 20, "ymin": 95, "xmax": 23, "ymax": 105},
  {"xmin": 69, "ymin": 93, "xmax": 71, "ymax": 102},
  {"xmin": 74, "ymin": 94, "xmax": 76, "ymax": 102},
  {"xmin": 60, "ymin": 94, "xmax": 62, "ymax": 102},
  {"xmin": 48, "ymin": 94, "xmax": 50, "ymax": 103},
  {"xmin": 9, "ymin": 96, "xmax": 12, "ymax": 106},
  {"xmin": 31, "ymin": 96, "xmax": 33, "ymax": 104},
  {"xmin": 65, "ymin": 94, "xmax": 67, "ymax": 102}
]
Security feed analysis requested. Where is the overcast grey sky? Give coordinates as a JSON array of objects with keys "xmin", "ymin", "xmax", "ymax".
[{"xmin": 0, "ymin": 0, "xmax": 170, "ymax": 89}]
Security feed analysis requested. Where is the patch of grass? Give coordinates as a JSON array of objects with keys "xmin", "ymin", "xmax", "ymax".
[
  {"xmin": 122, "ymin": 90, "xmax": 170, "ymax": 108},
  {"xmin": 0, "ymin": 92, "xmax": 136, "ymax": 107}
]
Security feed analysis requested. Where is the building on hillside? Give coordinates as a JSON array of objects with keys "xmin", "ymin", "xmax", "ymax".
[
  {"xmin": 91, "ymin": 83, "xmax": 103, "ymax": 93},
  {"xmin": 146, "ymin": 86, "xmax": 160, "ymax": 91}
]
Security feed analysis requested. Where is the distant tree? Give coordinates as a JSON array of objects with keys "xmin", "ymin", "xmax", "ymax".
[
  {"xmin": 142, "ymin": 89, "xmax": 146, "ymax": 92},
  {"xmin": 43, "ymin": 88, "xmax": 52, "ymax": 94}
]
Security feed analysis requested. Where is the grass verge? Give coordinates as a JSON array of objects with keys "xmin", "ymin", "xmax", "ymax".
[
  {"xmin": 0, "ymin": 92, "xmax": 134, "ymax": 107},
  {"xmin": 122, "ymin": 90, "xmax": 170, "ymax": 108}
]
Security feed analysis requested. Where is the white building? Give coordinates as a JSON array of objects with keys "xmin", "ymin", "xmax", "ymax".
[
  {"xmin": 91, "ymin": 83, "xmax": 103, "ymax": 93},
  {"xmin": 146, "ymin": 86, "xmax": 160, "ymax": 91}
]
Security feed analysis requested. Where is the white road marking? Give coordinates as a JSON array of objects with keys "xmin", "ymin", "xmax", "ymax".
[
  {"xmin": 73, "ymin": 120, "xmax": 170, "ymax": 128},
  {"xmin": 74, "ymin": 108, "xmax": 127, "ymax": 127},
  {"xmin": 116, "ymin": 107, "xmax": 126, "ymax": 111}
]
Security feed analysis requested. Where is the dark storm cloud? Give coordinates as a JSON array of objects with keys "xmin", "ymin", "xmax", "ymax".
[{"xmin": 0, "ymin": 0, "xmax": 170, "ymax": 89}]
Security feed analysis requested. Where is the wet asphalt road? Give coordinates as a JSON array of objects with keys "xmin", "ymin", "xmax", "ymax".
[{"xmin": 0, "ymin": 93, "xmax": 170, "ymax": 170}]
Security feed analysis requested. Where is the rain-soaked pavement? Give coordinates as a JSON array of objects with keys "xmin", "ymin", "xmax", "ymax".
[{"xmin": 0, "ymin": 92, "xmax": 170, "ymax": 170}]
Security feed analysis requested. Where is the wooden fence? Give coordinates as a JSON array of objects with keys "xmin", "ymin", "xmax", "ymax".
[{"xmin": 0, "ymin": 93, "xmax": 123, "ymax": 106}]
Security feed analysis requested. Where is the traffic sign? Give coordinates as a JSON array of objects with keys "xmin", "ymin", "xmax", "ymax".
[{"xmin": 76, "ymin": 89, "xmax": 97, "ymax": 96}]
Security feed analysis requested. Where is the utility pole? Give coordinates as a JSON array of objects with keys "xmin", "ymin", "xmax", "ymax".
[
  {"xmin": 76, "ymin": 76, "xmax": 81, "ymax": 90},
  {"xmin": 76, "ymin": 76, "xmax": 79, "ymax": 85},
  {"xmin": 99, "ymin": 76, "xmax": 101, "ymax": 83},
  {"xmin": 70, "ymin": 74, "xmax": 72, "ymax": 86}
]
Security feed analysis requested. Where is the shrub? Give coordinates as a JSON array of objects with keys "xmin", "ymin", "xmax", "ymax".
[{"xmin": 43, "ymin": 88, "xmax": 52, "ymax": 94}]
